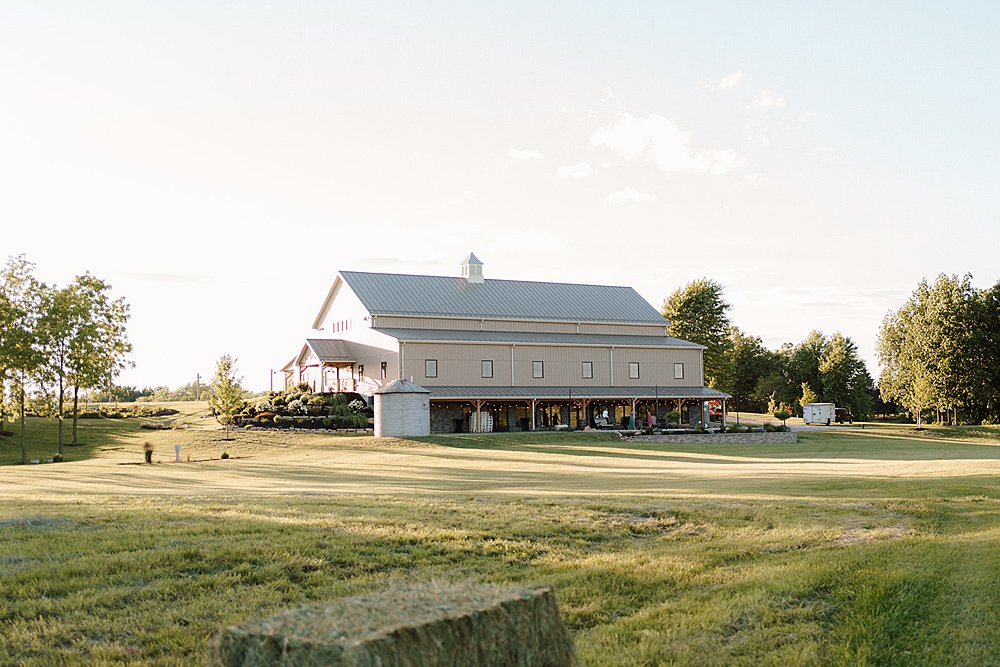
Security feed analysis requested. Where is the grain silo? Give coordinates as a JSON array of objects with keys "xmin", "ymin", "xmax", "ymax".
[{"xmin": 374, "ymin": 379, "xmax": 431, "ymax": 437}]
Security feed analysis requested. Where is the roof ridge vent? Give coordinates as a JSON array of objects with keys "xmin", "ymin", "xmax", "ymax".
[{"xmin": 461, "ymin": 252, "xmax": 484, "ymax": 284}]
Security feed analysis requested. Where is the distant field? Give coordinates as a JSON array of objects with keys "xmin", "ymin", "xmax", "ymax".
[{"xmin": 4, "ymin": 406, "xmax": 1000, "ymax": 665}]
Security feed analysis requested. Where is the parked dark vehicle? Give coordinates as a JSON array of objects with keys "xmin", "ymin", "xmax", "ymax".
[{"xmin": 835, "ymin": 407, "xmax": 854, "ymax": 424}]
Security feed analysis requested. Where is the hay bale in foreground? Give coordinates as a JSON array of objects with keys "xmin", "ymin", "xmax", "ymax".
[{"xmin": 208, "ymin": 581, "xmax": 582, "ymax": 666}]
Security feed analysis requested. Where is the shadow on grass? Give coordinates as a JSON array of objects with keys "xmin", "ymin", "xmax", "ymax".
[{"xmin": 408, "ymin": 431, "xmax": 1000, "ymax": 465}]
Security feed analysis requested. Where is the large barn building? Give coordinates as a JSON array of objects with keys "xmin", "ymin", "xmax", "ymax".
[{"xmin": 283, "ymin": 254, "xmax": 729, "ymax": 432}]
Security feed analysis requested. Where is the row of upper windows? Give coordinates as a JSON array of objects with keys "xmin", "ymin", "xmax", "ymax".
[{"xmin": 424, "ymin": 359, "xmax": 685, "ymax": 380}]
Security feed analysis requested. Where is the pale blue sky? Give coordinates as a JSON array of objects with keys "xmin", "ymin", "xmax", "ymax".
[{"xmin": 3, "ymin": 2, "xmax": 998, "ymax": 389}]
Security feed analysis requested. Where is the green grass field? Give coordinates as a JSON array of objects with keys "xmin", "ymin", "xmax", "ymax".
[{"xmin": 4, "ymin": 406, "xmax": 1000, "ymax": 665}]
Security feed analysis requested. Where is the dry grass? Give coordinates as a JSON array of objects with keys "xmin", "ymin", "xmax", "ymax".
[{"xmin": 4, "ymin": 408, "xmax": 1000, "ymax": 665}]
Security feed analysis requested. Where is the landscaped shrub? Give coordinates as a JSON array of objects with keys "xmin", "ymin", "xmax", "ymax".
[
  {"xmin": 143, "ymin": 442, "xmax": 154, "ymax": 464},
  {"xmin": 52, "ymin": 453, "xmax": 63, "ymax": 463},
  {"xmin": 140, "ymin": 422, "xmax": 170, "ymax": 430},
  {"xmin": 221, "ymin": 451, "xmax": 230, "ymax": 459}
]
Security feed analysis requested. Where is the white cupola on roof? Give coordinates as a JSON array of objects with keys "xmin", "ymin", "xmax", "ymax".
[{"xmin": 461, "ymin": 252, "xmax": 484, "ymax": 284}]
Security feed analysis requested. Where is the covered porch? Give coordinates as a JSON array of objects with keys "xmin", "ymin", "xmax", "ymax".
[
  {"xmin": 285, "ymin": 339, "xmax": 362, "ymax": 393},
  {"xmin": 425, "ymin": 386, "xmax": 732, "ymax": 433}
]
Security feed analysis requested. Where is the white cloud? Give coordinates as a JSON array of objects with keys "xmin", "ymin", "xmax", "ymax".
[
  {"xmin": 507, "ymin": 148, "xmax": 543, "ymax": 160},
  {"xmin": 555, "ymin": 162, "xmax": 592, "ymax": 180},
  {"xmin": 608, "ymin": 187, "xmax": 656, "ymax": 204},
  {"xmin": 589, "ymin": 112, "xmax": 745, "ymax": 175},
  {"xmin": 450, "ymin": 191, "xmax": 476, "ymax": 204},
  {"xmin": 719, "ymin": 71, "xmax": 744, "ymax": 89},
  {"xmin": 755, "ymin": 90, "xmax": 786, "ymax": 108}
]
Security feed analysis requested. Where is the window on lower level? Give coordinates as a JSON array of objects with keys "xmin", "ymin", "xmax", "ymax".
[
  {"xmin": 481, "ymin": 360, "xmax": 493, "ymax": 378},
  {"xmin": 532, "ymin": 361, "xmax": 544, "ymax": 378},
  {"xmin": 674, "ymin": 362, "xmax": 684, "ymax": 380},
  {"xmin": 629, "ymin": 362, "xmax": 640, "ymax": 379},
  {"xmin": 424, "ymin": 359, "xmax": 437, "ymax": 378}
]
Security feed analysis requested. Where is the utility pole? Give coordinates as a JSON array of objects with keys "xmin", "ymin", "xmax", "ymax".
[{"xmin": 195, "ymin": 373, "xmax": 201, "ymax": 401}]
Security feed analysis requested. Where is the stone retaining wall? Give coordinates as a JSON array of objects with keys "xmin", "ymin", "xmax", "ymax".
[{"xmin": 634, "ymin": 431, "xmax": 797, "ymax": 445}]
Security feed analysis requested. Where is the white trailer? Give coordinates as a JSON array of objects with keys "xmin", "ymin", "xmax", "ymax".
[{"xmin": 802, "ymin": 402, "xmax": 835, "ymax": 425}]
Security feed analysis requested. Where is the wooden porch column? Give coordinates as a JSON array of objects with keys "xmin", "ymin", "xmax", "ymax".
[
  {"xmin": 336, "ymin": 366, "xmax": 341, "ymax": 393},
  {"xmin": 319, "ymin": 364, "xmax": 326, "ymax": 393},
  {"xmin": 677, "ymin": 399, "xmax": 686, "ymax": 425},
  {"xmin": 473, "ymin": 400, "xmax": 483, "ymax": 433},
  {"xmin": 351, "ymin": 364, "xmax": 357, "ymax": 391},
  {"xmin": 531, "ymin": 399, "xmax": 537, "ymax": 431},
  {"xmin": 722, "ymin": 399, "xmax": 727, "ymax": 428}
]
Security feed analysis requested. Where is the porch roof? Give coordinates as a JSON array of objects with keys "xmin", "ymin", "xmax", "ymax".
[
  {"xmin": 425, "ymin": 386, "xmax": 731, "ymax": 401},
  {"xmin": 292, "ymin": 339, "xmax": 358, "ymax": 367}
]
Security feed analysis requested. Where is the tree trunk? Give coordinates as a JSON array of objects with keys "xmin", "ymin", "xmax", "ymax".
[
  {"xmin": 20, "ymin": 384, "xmax": 26, "ymax": 466},
  {"xmin": 57, "ymin": 372, "xmax": 64, "ymax": 456},
  {"xmin": 0, "ymin": 372, "xmax": 5, "ymax": 434},
  {"xmin": 71, "ymin": 385, "xmax": 80, "ymax": 445}
]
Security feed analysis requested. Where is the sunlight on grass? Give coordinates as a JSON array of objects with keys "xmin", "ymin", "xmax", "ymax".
[{"xmin": 3, "ymin": 410, "xmax": 1000, "ymax": 664}]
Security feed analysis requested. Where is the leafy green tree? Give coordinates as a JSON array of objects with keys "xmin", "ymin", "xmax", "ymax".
[
  {"xmin": 980, "ymin": 282, "xmax": 1000, "ymax": 422},
  {"xmin": 878, "ymin": 275, "xmax": 989, "ymax": 426},
  {"xmin": 662, "ymin": 279, "xmax": 733, "ymax": 389},
  {"xmin": 819, "ymin": 333, "xmax": 874, "ymax": 420},
  {"xmin": 0, "ymin": 287, "xmax": 15, "ymax": 436},
  {"xmin": 64, "ymin": 274, "xmax": 132, "ymax": 444},
  {"xmin": 727, "ymin": 326, "xmax": 780, "ymax": 413},
  {"xmin": 787, "ymin": 331, "xmax": 826, "ymax": 400},
  {"xmin": 922, "ymin": 274, "xmax": 983, "ymax": 424},
  {"xmin": 800, "ymin": 382, "xmax": 818, "ymax": 409},
  {"xmin": 209, "ymin": 355, "xmax": 246, "ymax": 440},
  {"xmin": 0, "ymin": 256, "xmax": 45, "ymax": 464}
]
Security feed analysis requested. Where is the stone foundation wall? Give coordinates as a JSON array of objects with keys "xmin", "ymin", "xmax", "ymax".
[
  {"xmin": 635, "ymin": 431, "xmax": 797, "ymax": 445},
  {"xmin": 430, "ymin": 405, "xmax": 467, "ymax": 434}
]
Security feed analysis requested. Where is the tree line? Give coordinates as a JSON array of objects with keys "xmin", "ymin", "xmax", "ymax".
[
  {"xmin": 662, "ymin": 279, "xmax": 877, "ymax": 419},
  {"xmin": 877, "ymin": 274, "xmax": 1000, "ymax": 426},
  {"xmin": 0, "ymin": 255, "xmax": 132, "ymax": 462},
  {"xmin": 664, "ymin": 275, "xmax": 1000, "ymax": 425}
]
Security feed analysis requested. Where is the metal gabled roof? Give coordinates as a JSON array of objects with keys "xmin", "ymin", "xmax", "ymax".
[
  {"xmin": 300, "ymin": 339, "xmax": 355, "ymax": 364},
  {"xmin": 376, "ymin": 378, "xmax": 431, "ymax": 395},
  {"xmin": 374, "ymin": 328, "xmax": 705, "ymax": 349},
  {"xmin": 424, "ymin": 386, "xmax": 731, "ymax": 400},
  {"xmin": 338, "ymin": 270, "xmax": 667, "ymax": 325}
]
